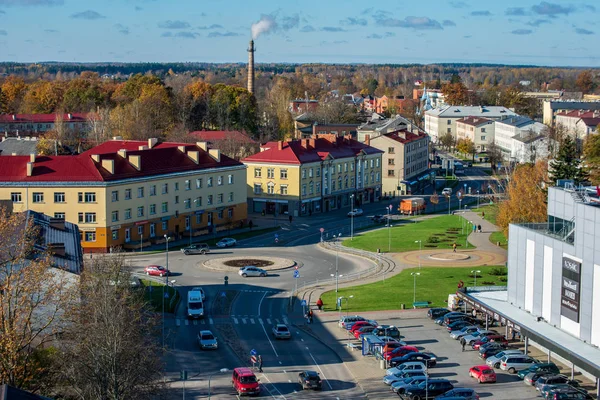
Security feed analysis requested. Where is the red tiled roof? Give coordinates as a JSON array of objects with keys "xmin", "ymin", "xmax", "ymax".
[
  {"xmin": 0, "ymin": 113, "xmax": 92, "ymax": 124},
  {"xmin": 383, "ymin": 130, "xmax": 428, "ymax": 145},
  {"xmin": 456, "ymin": 116, "xmax": 493, "ymax": 126},
  {"xmin": 555, "ymin": 110, "xmax": 597, "ymax": 118},
  {"xmin": 189, "ymin": 130, "xmax": 257, "ymax": 144},
  {"xmin": 0, "ymin": 140, "xmax": 242, "ymax": 183},
  {"xmin": 580, "ymin": 117, "xmax": 600, "ymax": 127},
  {"xmin": 242, "ymin": 136, "xmax": 383, "ymax": 165}
]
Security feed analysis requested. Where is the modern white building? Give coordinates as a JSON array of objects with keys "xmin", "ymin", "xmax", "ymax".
[
  {"xmin": 425, "ymin": 106, "xmax": 516, "ymax": 143},
  {"xmin": 510, "ymin": 132, "xmax": 551, "ymax": 164},
  {"xmin": 494, "ymin": 116, "xmax": 546, "ymax": 159},
  {"xmin": 455, "ymin": 117, "xmax": 495, "ymax": 152}
]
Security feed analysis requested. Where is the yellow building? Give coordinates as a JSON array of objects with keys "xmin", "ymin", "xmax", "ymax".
[
  {"xmin": 242, "ymin": 134, "xmax": 383, "ymax": 216},
  {"xmin": 0, "ymin": 138, "xmax": 247, "ymax": 253}
]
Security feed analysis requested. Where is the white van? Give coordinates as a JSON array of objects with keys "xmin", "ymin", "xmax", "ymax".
[{"xmin": 187, "ymin": 289, "xmax": 204, "ymax": 319}]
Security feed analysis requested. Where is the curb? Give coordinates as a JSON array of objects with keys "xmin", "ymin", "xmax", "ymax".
[{"xmin": 201, "ymin": 256, "xmax": 297, "ymax": 273}]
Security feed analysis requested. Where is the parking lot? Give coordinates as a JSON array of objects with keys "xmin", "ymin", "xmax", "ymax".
[{"xmin": 312, "ymin": 309, "xmax": 598, "ymax": 399}]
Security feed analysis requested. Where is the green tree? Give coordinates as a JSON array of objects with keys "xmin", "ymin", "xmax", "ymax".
[
  {"xmin": 364, "ymin": 78, "xmax": 379, "ymax": 95},
  {"xmin": 456, "ymin": 138, "xmax": 476, "ymax": 160},
  {"xmin": 450, "ymin": 74, "xmax": 462, "ymax": 84},
  {"xmin": 550, "ymin": 136, "xmax": 588, "ymax": 183},
  {"xmin": 583, "ymin": 129, "xmax": 600, "ymax": 185},
  {"xmin": 438, "ymin": 132, "xmax": 455, "ymax": 151}
]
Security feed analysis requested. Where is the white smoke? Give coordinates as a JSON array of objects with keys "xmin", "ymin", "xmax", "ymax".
[{"xmin": 251, "ymin": 15, "xmax": 277, "ymax": 39}]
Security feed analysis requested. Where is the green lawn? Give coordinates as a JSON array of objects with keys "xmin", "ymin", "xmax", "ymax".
[
  {"xmin": 490, "ymin": 231, "xmax": 508, "ymax": 250},
  {"xmin": 320, "ymin": 266, "xmax": 506, "ymax": 312},
  {"xmin": 141, "ymin": 279, "xmax": 180, "ymax": 313},
  {"xmin": 342, "ymin": 215, "xmax": 474, "ymax": 253}
]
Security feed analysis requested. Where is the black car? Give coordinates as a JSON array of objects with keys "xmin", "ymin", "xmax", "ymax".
[
  {"xmin": 298, "ymin": 370, "xmax": 322, "ymax": 390},
  {"xmin": 401, "ymin": 379, "xmax": 454, "ymax": 399},
  {"xmin": 545, "ymin": 387, "xmax": 593, "ymax": 400},
  {"xmin": 427, "ymin": 308, "xmax": 451, "ymax": 319},
  {"xmin": 478, "ymin": 345, "xmax": 505, "ymax": 360},
  {"xmin": 436, "ymin": 312, "xmax": 466, "ymax": 325},
  {"xmin": 390, "ymin": 352, "xmax": 437, "ymax": 368},
  {"xmin": 446, "ymin": 319, "xmax": 477, "ymax": 332}
]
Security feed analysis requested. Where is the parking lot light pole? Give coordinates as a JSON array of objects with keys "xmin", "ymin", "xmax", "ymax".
[
  {"xmin": 471, "ymin": 270, "xmax": 481, "ymax": 287},
  {"xmin": 477, "ymin": 190, "xmax": 480, "ymax": 209},
  {"xmin": 350, "ymin": 194, "xmax": 355, "ymax": 240},
  {"xmin": 415, "ymin": 240, "xmax": 422, "ymax": 269},
  {"xmin": 411, "ymin": 272, "xmax": 420, "ymax": 304},
  {"xmin": 208, "ymin": 368, "xmax": 229, "ymax": 399},
  {"xmin": 163, "ymin": 235, "xmax": 171, "ymax": 350},
  {"xmin": 387, "ymin": 206, "xmax": 392, "ymax": 252}
]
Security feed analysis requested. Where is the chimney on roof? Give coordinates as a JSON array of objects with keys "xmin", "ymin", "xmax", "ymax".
[
  {"xmin": 101, "ymin": 159, "xmax": 114, "ymax": 174},
  {"xmin": 196, "ymin": 141, "xmax": 208, "ymax": 151},
  {"xmin": 29, "ymin": 153, "xmax": 35, "ymax": 163},
  {"xmin": 12, "ymin": 115, "xmax": 16, "ymax": 121},
  {"xmin": 118, "ymin": 149, "xmax": 127, "ymax": 158},
  {"xmin": 67, "ymin": 113, "xmax": 72, "ymax": 120},
  {"xmin": 208, "ymin": 148, "xmax": 220, "ymax": 162},
  {"xmin": 365, "ymin": 134, "xmax": 371, "ymax": 146},
  {"xmin": 148, "ymin": 138, "xmax": 158, "ymax": 148},
  {"xmin": 47, "ymin": 242, "xmax": 66, "ymax": 258},
  {"xmin": 278, "ymin": 141, "xmax": 283, "ymax": 151},
  {"xmin": 112, "ymin": 136, "xmax": 123, "ymax": 141},
  {"xmin": 26, "ymin": 162, "xmax": 34, "ymax": 177}
]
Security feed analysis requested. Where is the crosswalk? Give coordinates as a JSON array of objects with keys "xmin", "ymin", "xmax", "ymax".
[{"xmin": 175, "ymin": 315, "xmax": 290, "ymax": 326}]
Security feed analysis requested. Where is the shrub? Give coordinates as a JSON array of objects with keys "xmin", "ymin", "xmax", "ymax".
[
  {"xmin": 481, "ymin": 281, "xmax": 496, "ymax": 285},
  {"xmin": 489, "ymin": 267, "xmax": 508, "ymax": 276},
  {"xmin": 426, "ymin": 236, "xmax": 440, "ymax": 244}
]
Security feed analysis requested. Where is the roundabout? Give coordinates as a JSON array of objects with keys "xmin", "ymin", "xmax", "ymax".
[
  {"xmin": 428, "ymin": 252, "xmax": 471, "ymax": 261},
  {"xmin": 201, "ymin": 256, "xmax": 297, "ymax": 272}
]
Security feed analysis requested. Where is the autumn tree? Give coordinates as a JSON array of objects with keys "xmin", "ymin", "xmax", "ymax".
[
  {"xmin": 438, "ymin": 132, "xmax": 455, "ymax": 151},
  {"xmin": 56, "ymin": 255, "xmax": 164, "ymax": 399},
  {"xmin": 575, "ymin": 70, "xmax": 596, "ymax": 93},
  {"xmin": 583, "ymin": 129, "xmax": 600, "ymax": 185},
  {"xmin": 497, "ymin": 160, "xmax": 549, "ymax": 237},
  {"xmin": 441, "ymin": 82, "xmax": 470, "ymax": 105},
  {"xmin": 456, "ymin": 138, "xmax": 476, "ymax": 160},
  {"xmin": 1, "ymin": 76, "xmax": 28, "ymax": 113},
  {"xmin": 0, "ymin": 209, "xmax": 76, "ymax": 392},
  {"xmin": 486, "ymin": 142, "xmax": 504, "ymax": 172},
  {"xmin": 20, "ymin": 80, "xmax": 65, "ymax": 114},
  {"xmin": 311, "ymin": 98, "xmax": 358, "ymax": 124},
  {"xmin": 550, "ymin": 135, "xmax": 588, "ymax": 184}
]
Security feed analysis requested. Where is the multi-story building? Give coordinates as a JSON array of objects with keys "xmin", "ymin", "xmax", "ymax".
[
  {"xmin": 295, "ymin": 123, "xmax": 359, "ymax": 140},
  {"xmin": 357, "ymin": 114, "xmax": 418, "ymax": 142},
  {"xmin": 425, "ymin": 106, "xmax": 516, "ymax": 143},
  {"xmin": 0, "ymin": 113, "xmax": 92, "ymax": 136},
  {"xmin": 0, "ymin": 138, "xmax": 248, "ymax": 253},
  {"xmin": 510, "ymin": 132, "xmax": 552, "ymax": 164},
  {"xmin": 555, "ymin": 110, "xmax": 600, "ymax": 140},
  {"xmin": 542, "ymin": 100, "xmax": 600, "ymax": 126},
  {"xmin": 494, "ymin": 116, "xmax": 546, "ymax": 159},
  {"xmin": 455, "ymin": 117, "xmax": 495, "ymax": 152},
  {"xmin": 242, "ymin": 134, "xmax": 383, "ymax": 216},
  {"xmin": 370, "ymin": 130, "xmax": 431, "ymax": 197}
]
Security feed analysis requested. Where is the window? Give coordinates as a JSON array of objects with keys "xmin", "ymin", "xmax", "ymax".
[
  {"xmin": 218, "ymin": 210, "xmax": 224, "ymax": 219},
  {"xmin": 350, "ymin": 178, "xmax": 354, "ymax": 187},
  {"xmin": 316, "ymin": 182, "xmax": 321, "ymax": 193},
  {"xmin": 78, "ymin": 213, "xmax": 83, "ymax": 223},
  {"xmin": 150, "ymin": 223, "xmax": 156, "ymax": 237},
  {"xmin": 281, "ymin": 185, "xmax": 288, "ymax": 195},
  {"xmin": 184, "ymin": 198, "xmax": 191, "ymax": 209},
  {"xmin": 217, "ymin": 176, "xmax": 223, "ymax": 186},
  {"xmin": 337, "ymin": 164, "xmax": 342, "ymax": 173},
  {"xmin": 150, "ymin": 204, "xmax": 156, "ymax": 215},
  {"xmin": 350, "ymin": 163, "xmax": 354, "ymax": 172},
  {"xmin": 175, "ymin": 196, "xmax": 179, "ymax": 204},
  {"xmin": 85, "ymin": 232, "xmax": 96, "ymax": 242},
  {"xmin": 302, "ymin": 184, "xmax": 307, "ymax": 196},
  {"xmin": 388, "ymin": 159, "xmax": 395, "ymax": 165},
  {"xmin": 267, "ymin": 184, "xmax": 274, "ymax": 195},
  {"xmin": 32, "ymin": 192, "xmax": 44, "ymax": 203},
  {"xmin": 309, "ymin": 168, "xmax": 313, "ymax": 178},
  {"xmin": 388, "ymin": 170, "xmax": 395, "ymax": 176},
  {"xmin": 174, "ymin": 182, "xmax": 179, "ymax": 191},
  {"xmin": 447, "ymin": 119, "xmax": 451, "ymax": 125},
  {"xmin": 376, "ymin": 158, "xmax": 380, "ymax": 167},
  {"xmin": 112, "ymin": 230, "xmax": 118, "ymax": 240},
  {"xmin": 332, "ymin": 180, "xmax": 336, "ymax": 191},
  {"xmin": 309, "ymin": 182, "xmax": 314, "ymax": 195},
  {"xmin": 388, "ymin": 147, "xmax": 395, "ymax": 154},
  {"xmin": 111, "ymin": 190, "xmax": 119, "ymax": 202},
  {"xmin": 301, "ymin": 169, "xmax": 306, "ymax": 179},
  {"xmin": 280, "ymin": 169, "xmax": 288, "ymax": 179},
  {"xmin": 161, "ymin": 221, "xmax": 167, "ymax": 231},
  {"xmin": 267, "ymin": 168, "xmax": 274, "ymax": 179},
  {"xmin": 316, "ymin": 168, "xmax": 321, "ymax": 177},
  {"xmin": 207, "ymin": 177, "xmax": 213, "ymax": 187},
  {"xmin": 254, "ymin": 168, "xmax": 262, "ymax": 178},
  {"xmin": 228, "ymin": 208, "xmax": 234, "ymax": 218},
  {"xmin": 196, "ymin": 178, "xmax": 203, "ymax": 189},
  {"xmin": 137, "ymin": 187, "xmax": 144, "ymax": 198},
  {"xmin": 85, "ymin": 213, "xmax": 96, "ymax": 223},
  {"xmin": 196, "ymin": 214, "xmax": 203, "ymax": 224},
  {"xmin": 370, "ymin": 159, "xmax": 374, "ymax": 168},
  {"xmin": 124, "ymin": 189, "xmax": 131, "ymax": 200},
  {"xmin": 162, "ymin": 183, "xmax": 168, "ymax": 194},
  {"xmin": 11, "ymin": 192, "xmax": 22, "ymax": 203},
  {"xmin": 162, "ymin": 202, "xmax": 168, "ymax": 213},
  {"xmin": 228, "ymin": 174, "xmax": 234, "ymax": 184},
  {"xmin": 195, "ymin": 197, "xmax": 202, "ymax": 207},
  {"xmin": 481, "ymin": 136, "xmax": 486, "ymax": 141},
  {"xmin": 185, "ymin": 180, "xmax": 191, "ymax": 190},
  {"xmin": 228, "ymin": 192, "xmax": 234, "ymax": 202},
  {"xmin": 207, "ymin": 195, "xmax": 213, "ymax": 205},
  {"xmin": 150, "ymin": 185, "xmax": 156, "ymax": 196},
  {"xmin": 447, "ymin": 128, "xmax": 451, "ymax": 133},
  {"xmin": 125, "ymin": 228, "xmax": 131, "ymax": 243},
  {"xmin": 54, "ymin": 212, "xmax": 65, "ymax": 219},
  {"xmin": 345, "ymin": 163, "xmax": 348, "ymax": 172},
  {"xmin": 185, "ymin": 216, "xmax": 190, "ymax": 230},
  {"xmin": 376, "ymin": 172, "xmax": 380, "ymax": 182},
  {"xmin": 112, "ymin": 211, "xmax": 119, "ymax": 222},
  {"xmin": 481, "ymin": 128, "xmax": 486, "ymax": 133},
  {"xmin": 254, "ymin": 184, "xmax": 262, "ymax": 194},
  {"xmin": 125, "ymin": 209, "xmax": 132, "ymax": 220},
  {"xmin": 137, "ymin": 206, "xmax": 144, "ymax": 217},
  {"xmin": 138, "ymin": 226, "xmax": 144, "ymax": 236},
  {"xmin": 345, "ymin": 176, "xmax": 348, "ymax": 188}
]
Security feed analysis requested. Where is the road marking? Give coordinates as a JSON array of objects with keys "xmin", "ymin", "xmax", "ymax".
[
  {"xmin": 209, "ymin": 317, "xmax": 213, "ymax": 324},
  {"xmin": 193, "ymin": 320, "xmax": 198, "ymax": 326},
  {"xmin": 300, "ymin": 338, "xmax": 304, "ymax": 342},
  {"xmin": 258, "ymin": 373, "xmax": 285, "ymax": 399},
  {"xmin": 266, "ymin": 318, "xmax": 271, "ymax": 324},
  {"xmin": 279, "ymin": 361, "xmax": 282, "ymax": 365},
  {"xmin": 283, "ymin": 317, "xmax": 289, "ymax": 324},
  {"xmin": 288, "ymin": 379, "xmax": 291, "ymax": 383},
  {"xmin": 258, "ymin": 291, "xmax": 279, "ymax": 357},
  {"xmin": 258, "ymin": 318, "xmax": 263, "ymax": 325},
  {"xmin": 250, "ymin": 318, "xmax": 255, "ymax": 324},
  {"xmin": 233, "ymin": 317, "xmax": 238, "ymax": 324},
  {"xmin": 242, "ymin": 318, "xmax": 247, "ymax": 324},
  {"xmin": 283, "ymin": 370, "xmax": 286, "ymax": 373},
  {"xmin": 309, "ymin": 352, "xmax": 333, "ymax": 390},
  {"xmin": 176, "ymin": 319, "xmax": 181, "ymax": 327}
]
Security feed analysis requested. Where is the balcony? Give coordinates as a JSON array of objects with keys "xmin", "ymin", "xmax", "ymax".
[{"xmin": 516, "ymin": 218, "xmax": 575, "ymax": 245}]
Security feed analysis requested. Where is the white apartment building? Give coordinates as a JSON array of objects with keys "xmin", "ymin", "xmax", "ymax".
[
  {"xmin": 555, "ymin": 110, "xmax": 600, "ymax": 140},
  {"xmin": 455, "ymin": 117, "xmax": 495, "ymax": 152},
  {"xmin": 494, "ymin": 116, "xmax": 546, "ymax": 159}
]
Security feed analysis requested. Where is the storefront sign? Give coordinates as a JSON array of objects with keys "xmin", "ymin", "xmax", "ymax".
[
  {"xmin": 110, "ymin": 225, "xmax": 121, "ymax": 230},
  {"xmin": 561, "ymin": 256, "xmax": 581, "ymax": 323},
  {"xmin": 135, "ymin": 220, "xmax": 148, "ymax": 226}
]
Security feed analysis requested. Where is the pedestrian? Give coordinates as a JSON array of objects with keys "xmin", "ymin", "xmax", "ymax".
[
  {"xmin": 316, "ymin": 297, "xmax": 323, "ymax": 311},
  {"xmin": 453, "ymin": 243, "xmax": 457, "ymax": 252},
  {"xmin": 462, "ymin": 340, "xmax": 466, "ymax": 352},
  {"xmin": 258, "ymin": 355, "xmax": 263, "ymax": 372},
  {"xmin": 482, "ymin": 211, "xmax": 485, "ymax": 220},
  {"xmin": 308, "ymin": 309, "xmax": 314, "ymax": 324},
  {"xmin": 309, "ymin": 209, "xmax": 312, "ymax": 217},
  {"xmin": 289, "ymin": 215, "xmax": 293, "ymax": 223},
  {"xmin": 478, "ymin": 224, "xmax": 482, "ymax": 233},
  {"xmin": 472, "ymin": 224, "xmax": 477, "ymax": 233}
]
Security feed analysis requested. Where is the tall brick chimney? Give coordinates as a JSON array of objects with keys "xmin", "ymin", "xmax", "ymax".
[
  {"xmin": 365, "ymin": 134, "xmax": 371, "ymax": 146},
  {"xmin": 247, "ymin": 40, "xmax": 255, "ymax": 94}
]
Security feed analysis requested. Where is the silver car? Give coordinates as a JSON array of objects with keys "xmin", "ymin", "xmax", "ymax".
[
  {"xmin": 238, "ymin": 266, "xmax": 267, "ymax": 277},
  {"xmin": 486, "ymin": 349, "xmax": 523, "ymax": 368},
  {"xmin": 499, "ymin": 354, "xmax": 539, "ymax": 373},
  {"xmin": 216, "ymin": 237, "xmax": 237, "ymax": 248},
  {"xmin": 181, "ymin": 243, "xmax": 210, "ymax": 255},
  {"xmin": 449, "ymin": 325, "xmax": 479, "ymax": 340},
  {"xmin": 461, "ymin": 329, "xmax": 496, "ymax": 345},
  {"xmin": 197, "ymin": 330, "xmax": 218, "ymax": 350},
  {"xmin": 272, "ymin": 324, "xmax": 291, "ymax": 339}
]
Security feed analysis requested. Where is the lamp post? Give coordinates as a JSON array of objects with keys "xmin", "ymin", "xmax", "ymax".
[
  {"xmin": 387, "ymin": 205, "xmax": 392, "ymax": 252},
  {"xmin": 188, "ymin": 217, "xmax": 192, "ymax": 247},
  {"xmin": 140, "ymin": 233, "xmax": 143, "ymax": 253},
  {"xmin": 411, "ymin": 272, "xmax": 421, "ymax": 304},
  {"xmin": 162, "ymin": 234, "xmax": 171, "ymax": 350},
  {"xmin": 415, "ymin": 240, "xmax": 422, "ymax": 269},
  {"xmin": 350, "ymin": 194, "xmax": 355, "ymax": 240},
  {"xmin": 477, "ymin": 190, "xmax": 480, "ymax": 209},
  {"xmin": 471, "ymin": 270, "xmax": 481, "ymax": 287},
  {"xmin": 333, "ymin": 233, "xmax": 342, "ymax": 300},
  {"xmin": 447, "ymin": 194, "xmax": 451, "ymax": 215},
  {"xmin": 208, "ymin": 368, "xmax": 229, "ymax": 399}
]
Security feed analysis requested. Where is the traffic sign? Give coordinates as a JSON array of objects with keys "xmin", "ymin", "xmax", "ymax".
[
  {"xmin": 464, "ymin": 183, "xmax": 467, "ymax": 187},
  {"xmin": 320, "ymin": 227, "xmax": 324, "ymax": 233},
  {"xmin": 275, "ymin": 233, "xmax": 279, "ymax": 238},
  {"xmin": 293, "ymin": 270, "xmax": 300, "ymax": 279},
  {"xmin": 275, "ymin": 238, "xmax": 279, "ymax": 243},
  {"xmin": 221, "ymin": 291, "xmax": 226, "ymax": 298},
  {"xmin": 251, "ymin": 355, "xmax": 257, "ymax": 364},
  {"xmin": 164, "ymin": 292, "xmax": 170, "ymax": 299},
  {"xmin": 388, "ymin": 204, "xmax": 393, "ymax": 210},
  {"xmin": 180, "ymin": 370, "xmax": 188, "ymax": 381},
  {"xmin": 301, "ymin": 300, "xmax": 307, "ymax": 306},
  {"xmin": 250, "ymin": 349, "xmax": 257, "ymax": 356},
  {"xmin": 294, "ymin": 265, "xmax": 298, "ymax": 270}
]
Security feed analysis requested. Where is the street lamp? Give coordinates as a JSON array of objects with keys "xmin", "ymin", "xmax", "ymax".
[
  {"xmin": 333, "ymin": 233, "xmax": 342, "ymax": 300},
  {"xmin": 188, "ymin": 217, "xmax": 193, "ymax": 247},
  {"xmin": 477, "ymin": 190, "xmax": 480, "ymax": 209},
  {"xmin": 162, "ymin": 234, "xmax": 171, "ymax": 350},
  {"xmin": 140, "ymin": 233, "xmax": 143, "ymax": 253},
  {"xmin": 411, "ymin": 272, "xmax": 421, "ymax": 305},
  {"xmin": 350, "ymin": 194, "xmax": 355, "ymax": 240},
  {"xmin": 208, "ymin": 368, "xmax": 229, "ymax": 399},
  {"xmin": 471, "ymin": 270, "xmax": 481, "ymax": 287},
  {"xmin": 415, "ymin": 240, "xmax": 422, "ymax": 269},
  {"xmin": 387, "ymin": 205, "xmax": 392, "ymax": 252}
]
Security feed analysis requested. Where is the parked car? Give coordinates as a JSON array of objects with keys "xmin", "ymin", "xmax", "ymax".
[
  {"xmin": 516, "ymin": 362, "xmax": 559, "ymax": 379},
  {"xmin": 370, "ymin": 214, "xmax": 387, "ymax": 223},
  {"xmin": 297, "ymin": 370, "xmax": 322, "ymax": 390},
  {"xmin": 469, "ymin": 365, "xmax": 497, "ymax": 383},
  {"xmin": 478, "ymin": 344, "xmax": 507, "ymax": 360},
  {"xmin": 384, "ymin": 345, "xmax": 420, "ymax": 361},
  {"xmin": 197, "ymin": 330, "xmax": 218, "ymax": 350},
  {"xmin": 390, "ymin": 352, "xmax": 437, "ymax": 368},
  {"xmin": 238, "ymin": 266, "xmax": 267, "ymax": 277},
  {"xmin": 435, "ymin": 388, "xmax": 480, "ymax": 399},
  {"xmin": 500, "ymin": 354, "xmax": 539, "ymax": 374},
  {"xmin": 181, "ymin": 243, "xmax": 210, "ymax": 255},
  {"xmin": 461, "ymin": 330, "xmax": 498, "ymax": 345},
  {"xmin": 348, "ymin": 208, "xmax": 364, "ymax": 217},
  {"xmin": 383, "ymin": 342, "xmax": 405, "ymax": 354},
  {"xmin": 345, "ymin": 318, "xmax": 378, "ymax": 331},
  {"xmin": 544, "ymin": 387, "xmax": 593, "ymax": 400},
  {"xmin": 350, "ymin": 321, "xmax": 375, "ymax": 332},
  {"xmin": 540, "ymin": 384, "xmax": 588, "ymax": 399},
  {"xmin": 371, "ymin": 325, "xmax": 401, "ymax": 339},
  {"xmin": 231, "ymin": 367, "xmax": 260, "ymax": 396},
  {"xmin": 216, "ymin": 237, "xmax": 237, "ymax": 248},
  {"xmin": 353, "ymin": 325, "xmax": 376, "ymax": 339},
  {"xmin": 391, "ymin": 376, "xmax": 428, "ymax": 394},
  {"xmin": 524, "ymin": 371, "xmax": 554, "ymax": 386},
  {"xmin": 444, "ymin": 313, "xmax": 471, "ymax": 326},
  {"xmin": 144, "ymin": 265, "xmax": 170, "ymax": 277},
  {"xmin": 536, "ymin": 375, "xmax": 580, "ymax": 391},
  {"xmin": 338, "ymin": 315, "xmax": 366, "ymax": 329},
  {"xmin": 380, "ymin": 337, "xmax": 406, "ymax": 345},
  {"xmin": 447, "ymin": 320, "xmax": 478, "ymax": 333},
  {"xmin": 272, "ymin": 324, "xmax": 291, "ymax": 340},
  {"xmin": 428, "ymin": 308, "xmax": 451, "ymax": 319},
  {"xmin": 471, "ymin": 334, "xmax": 508, "ymax": 350},
  {"xmin": 401, "ymin": 379, "xmax": 454, "ymax": 399},
  {"xmin": 386, "ymin": 362, "xmax": 427, "ymax": 377},
  {"xmin": 435, "ymin": 312, "xmax": 466, "ymax": 325},
  {"xmin": 450, "ymin": 325, "xmax": 480, "ymax": 340},
  {"xmin": 486, "ymin": 350, "xmax": 523, "ymax": 368}
]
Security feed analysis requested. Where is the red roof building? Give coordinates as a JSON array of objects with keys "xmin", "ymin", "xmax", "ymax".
[{"xmin": 0, "ymin": 113, "xmax": 93, "ymax": 136}]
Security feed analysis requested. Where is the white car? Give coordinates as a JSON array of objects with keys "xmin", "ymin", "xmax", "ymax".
[
  {"xmin": 486, "ymin": 350, "xmax": 523, "ymax": 368},
  {"xmin": 461, "ymin": 329, "xmax": 496, "ymax": 345},
  {"xmin": 216, "ymin": 238, "xmax": 237, "ymax": 248},
  {"xmin": 441, "ymin": 188, "xmax": 452, "ymax": 195},
  {"xmin": 272, "ymin": 324, "xmax": 291, "ymax": 339},
  {"xmin": 192, "ymin": 286, "xmax": 206, "ymax": 301},
  {"xmin": 449, "ymin": 325, "xmax": 479, "ymax": 340},
  {"xmin": 197, "ymin": 330, "xmax": 218, "ymax": 350},
  {"xmin": 347, "ymin": 208, "xmax": 364, "ymax": 217},
  {"xmin": 238, "ymin": 266, "xmax": 267, "ymax": 277},
  {"xmin": 385, "ymin": 362, "xmax": 427, "ymax": 376}
]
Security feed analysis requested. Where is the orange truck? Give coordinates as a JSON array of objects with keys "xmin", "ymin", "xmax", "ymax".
[{"xmin": 399, "ymin": 197, "xmax": 426, "ymax": 215}]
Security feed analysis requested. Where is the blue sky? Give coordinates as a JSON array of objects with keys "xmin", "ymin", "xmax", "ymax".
[{"xmin": 0, "ymin": 0, "xmax": 598, "ymax": 66}]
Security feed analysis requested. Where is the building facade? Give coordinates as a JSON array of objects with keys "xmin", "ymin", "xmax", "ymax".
[
  {"xmin": 494, "ymin": 116, "xmax": 546, "ymax": 159},
  {"xmin": 369, "ymin": 130, "xmax": 431, "ymax": 197},
  {"xmin": 0, "ymin": 138, "xmax": 248, "ymax": 253},
  {"xmin": 455, "ymin": 117, "xmax": 495, "ymax": 152},
  {"xmin": 555, "ymin": 110, "xmax": 600, "ymax": 141},
  {"xmin": 242, "ymin": 134, "xmax": 383, "ymax": 216},
  {"xmin": 0, "ymin": 113, "xmax": 92, "ymax": 135},
  {"xmin": 542, "ymin": 100, "xmax": 600, "ymax": 126}
]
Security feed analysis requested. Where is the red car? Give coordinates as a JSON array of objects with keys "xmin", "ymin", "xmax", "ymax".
[
  {"xmin": 353, "ymin": 326, "xmax": 375, "ymax": 339},
  {"xmin": 144, "ymin": 265, "xmax": 170, "ymax": 277},
  {"xmin": 384, "ymin": 345, "xmax": 419, "ymax": 361},
  {"xmin": 472, "ymin": 335, "xmax": 508, "ymax": 350},
  {"xmin": 469, "ymin": 365, "xmax": 497, "ymax": 383},
  {"xmin": 350, "ymin": 321, "xmax": 375, "ymax": 333}
]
